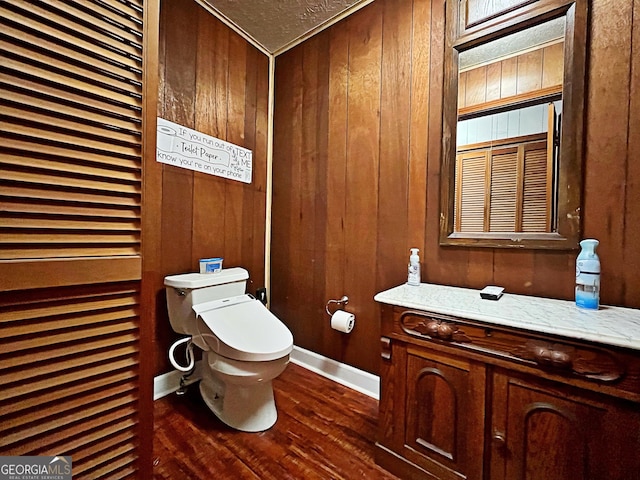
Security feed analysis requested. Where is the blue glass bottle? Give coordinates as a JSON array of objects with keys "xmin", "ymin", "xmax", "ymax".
[{"xmin": 575, "ymin": 239, "xmax": 600, "ymax": 309}]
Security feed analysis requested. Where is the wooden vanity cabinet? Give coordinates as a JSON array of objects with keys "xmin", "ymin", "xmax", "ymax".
[
  {"xmin": 376, "ymin": 306, "xmax": 640, "ymax": 480},
  {"xmin": 489, "ymin": 369, "xmax": 640, "ymax": 480}
]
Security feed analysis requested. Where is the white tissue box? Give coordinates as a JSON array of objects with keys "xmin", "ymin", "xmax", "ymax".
[{"xmin": 199, "ymin": 257, "xmax": 223, "ymax": 274}]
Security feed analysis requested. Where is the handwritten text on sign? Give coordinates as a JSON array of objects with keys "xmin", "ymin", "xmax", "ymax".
[{"xmin": 156, "ymin": 118, "xmax": 252, "ymax": 183}]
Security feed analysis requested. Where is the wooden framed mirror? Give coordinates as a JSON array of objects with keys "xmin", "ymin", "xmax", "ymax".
[{"xmin": 440, "ymin": 0, "xmax": 588, "ymax": 249}]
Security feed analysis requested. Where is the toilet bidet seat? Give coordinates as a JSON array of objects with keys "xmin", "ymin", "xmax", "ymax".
[{"xmin": 193, "ymin": 294, "xmax": 293, "ymax": 362}]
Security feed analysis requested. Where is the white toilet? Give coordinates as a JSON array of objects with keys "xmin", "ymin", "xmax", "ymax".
[{"xmin": 164, "ymin": 267, "xmax": 294, "ymax": 432}]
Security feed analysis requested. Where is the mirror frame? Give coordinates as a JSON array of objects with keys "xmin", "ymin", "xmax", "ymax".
[{"xmin": 440, "ymin": 0, "xmax": 588, "ymax": 249}]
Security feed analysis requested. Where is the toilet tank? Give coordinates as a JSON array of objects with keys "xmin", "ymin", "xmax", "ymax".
[{"xmin": 164, "ymin": 267, "xmax": 248, "ymax": 335}]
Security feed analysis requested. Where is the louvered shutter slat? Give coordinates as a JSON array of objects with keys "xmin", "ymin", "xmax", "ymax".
[
  {"xmin": 458, "ymin": 153, "xmax": 487, "ymax": 232},
  {"xmin": 489, "ymin": 148, "xmax": 518, "ymax": 232}
]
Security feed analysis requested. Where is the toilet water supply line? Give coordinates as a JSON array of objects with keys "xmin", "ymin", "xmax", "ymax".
[{"xmin": 169, "ymin": 337, "xmax": 195, "ymax": 373}]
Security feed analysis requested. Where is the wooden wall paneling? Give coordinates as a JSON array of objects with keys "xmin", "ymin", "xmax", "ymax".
[
  {"xmin": 584, "ymin": 0, "xmax": 632, "ymax": 304},
  {"xmin": 243, "ymin": 48, "xmax": 268, "ymax": 292},
  {"xmin": 377, "ymin": 0, "xmax": 412, "ymax": 290},
  {"xmin": 427, "ymin": 0, "xmax": 472, "ymax": 286},
  {"xmin": 192, "ymin": 173, "xmax": 226, "ymax": 268},
  {"xmin": 542, "ymin": 42, "xmax": 564, "ymax": 88},
  {"xmin": 465, "ymin": 66, "xmax": 488, "ymax": 106},
  {"xmin": 460, "ymin": 44, "xmax": 562, "ymax": 112},
  {"xmin": 158, "ymin": 167, "xmax": 194, "ymax": 372},
  {"xmin": 282, "ymin": 34, "xmax": 329, "ymax": 350},
  {"xmin": 193, "ymin": 14, "xmax": 227, "ymax": 272},
  {"xmin": 223, "ymin": 180, "xmax": 244, "ymax": 269},
  {"xmin": 243, "ymin": 47, "xmax": 259, "ymax": 277},
  {"xmin": 272, "ymin": 48, "xmax": 306, "ymax": 346},
  {"xmin": 157, "ymin": 0, "xmax": 167, "ymax": 122},
  {"xmin": 299, "ymin": 36, "xmax": 322, "ymax": 335},
  {"xmin": 623, "ymin": 0, "xmax": 640, "ymax": 308},
  {"xmin": 516, "ymin": 49, "xmax": 543, "ymax": 94},
  {"xmin": 160, "ymin": 0, "xmax": 196, "ymax": 277},
  {"xmin": 252, "ymin": 52, "xmax": 269, "ymax": 289},
  {"xmin": 154, "ymin": 0, "xmax": 168, "ymax": 379},
  {"xmin": 271, "ymin": 54, "xmax": 291, "ymax": 321},
  {"xmin": 408, "ymin": 0, "xmax": 430, "ymax": 259},
  {"xmin": 212, "ymin": 21, "xmax": 231, "ymax": 140},
  {"xmin": 492, "ymin": 249, "xmax": 534, "ymax": 293},
  {"xmin": 458, "ymin": 68, "xmax": 468, "ymax": 108},
  {"xmin": 464, "ymin": 250, "xmax": 496, "ymax": 288},
  {"xmin": 486, "ymin": 61, "xmax": 502, "ymax": 102},
  {"xmin": 271, "ymin": 52, "xmax": 293, "ymax": 332},
  {"xmin": 530, "ymin": 251, "xmax": 574, "ymax": 298},
  {"xmin": 343, "ymin": 3, "xmax": 383, "ymax": 372},
  {"xmin": 308, "ymin": 32, "xmax": 331, "ymax": 358},
  {"xmin": 224, "ymin": 34, "xmax": 248, "ymax": 269},
  {"xmin": 323, "ymin": 24, "xmax": 350, "ymax": 361},
  {"xmin": 284, "ymin": 47, "xmax": 309, "ymax": 347},
  {"xmin": 161, "ymin": 0, "xmax": 197, "ymax": 128},
  {"xmin": 500, "ymin": 56, "xmax": 518, "ymax": 98},
  {"xmin": 195, "ymin": 13, "xmax": 222, "ymax": 138}
]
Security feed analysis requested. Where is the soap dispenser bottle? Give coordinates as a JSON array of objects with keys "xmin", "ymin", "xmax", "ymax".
[
  {"xmin": 575, "ymin": 239, "xmax": 600, "ymax": 309},
  {"xmin": 407, "ymin": 248, "xmax": 421, "ymax": 286}
]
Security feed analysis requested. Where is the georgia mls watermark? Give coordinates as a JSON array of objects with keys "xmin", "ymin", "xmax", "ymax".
[{"xmin": 0, "ymin": 456, "xmax": 72, "ymax": 480}]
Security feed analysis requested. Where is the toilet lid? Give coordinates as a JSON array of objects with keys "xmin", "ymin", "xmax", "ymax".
[{"xmin": 193, "ymin": 295, "xmax": 293, "ymax": 362}]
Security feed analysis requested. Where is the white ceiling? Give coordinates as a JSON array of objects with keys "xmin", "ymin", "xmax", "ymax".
[{"xmin": 199, "ymin": 0, "xmax": 372, "ymax": 54}]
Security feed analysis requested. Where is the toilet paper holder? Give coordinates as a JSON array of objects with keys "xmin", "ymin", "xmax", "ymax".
[{"xmin": 325, "ymin": 295, "xmax": 349, "ymax": 316}]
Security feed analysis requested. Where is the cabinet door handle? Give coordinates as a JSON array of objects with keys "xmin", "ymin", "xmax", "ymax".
[
  {"xmin": 381, "ymin": 337, "xmax": 392, "ymax": 360},
  {"xmin": 492, "ymin": 431, "xmax": 506, "ymax": 449}
]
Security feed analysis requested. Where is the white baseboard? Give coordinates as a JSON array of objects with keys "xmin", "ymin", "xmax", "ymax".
[
  {"xmin": 289, "ymin": 346, "xmax": 380, "ymax": 400},
  {"xmin": 153, "ymin": 345, "xmax": 380, "ymax": 401}
]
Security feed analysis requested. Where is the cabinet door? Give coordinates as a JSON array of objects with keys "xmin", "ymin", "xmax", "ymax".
[
  {"xmin": 491, "ymin": 370, "xmax": 640, "ymax": 480},
  {"xmin": 404, "ymin": 347, "xmax": 486, "ymax": 480}
]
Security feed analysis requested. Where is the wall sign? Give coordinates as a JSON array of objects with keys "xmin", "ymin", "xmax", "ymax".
[{"xmin": 156, "ymin": 118, "xmax": 252, "ymax": 183}]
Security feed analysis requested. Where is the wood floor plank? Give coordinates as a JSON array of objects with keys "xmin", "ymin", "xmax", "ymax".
[{"xmin": 153, "ymin": 363, "xmax": 399, "ymax": 479}]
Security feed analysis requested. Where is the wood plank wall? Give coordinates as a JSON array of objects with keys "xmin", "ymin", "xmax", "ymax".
[
  {"xmin": 458, "ymin": 42, "xmax": 563, "ymax": 110},
  {"xmin": 271, "ymin": 0, "xmax": 640, "ymax": 375},
  {"xmin": 151, "ymin": 0, "xmax": 269, "ymax": 376},
  {"xmin": 272, "ymin": 0, "xmax": 433, "ymax": 374}
]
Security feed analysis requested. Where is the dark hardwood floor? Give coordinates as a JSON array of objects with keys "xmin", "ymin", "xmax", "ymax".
[{"xmin": 153, "ymin": 363, "xmax": 400, "ymax": 479}]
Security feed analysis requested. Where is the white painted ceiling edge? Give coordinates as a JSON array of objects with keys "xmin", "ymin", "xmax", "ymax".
[{"xmin": 196, "ymin": 0, "xmax": 375, "ymax": 56}]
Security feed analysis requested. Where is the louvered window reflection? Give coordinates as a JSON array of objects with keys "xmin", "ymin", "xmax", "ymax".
[
  {"xmin": 0, "ymin": 0, "xmax": 149, "ymax": 478},
  {"xmin": 454, "ymin": 135, "xmax": 552, "ymax": 233}
]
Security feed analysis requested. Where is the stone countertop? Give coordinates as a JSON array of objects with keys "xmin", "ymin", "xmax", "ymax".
[{"xmin": 374, "ymin": 283, "xmax": 640, "ymax": 351}]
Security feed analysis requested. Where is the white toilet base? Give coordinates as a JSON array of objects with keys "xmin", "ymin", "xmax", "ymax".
[{"xmin": 199, "ymin": 376, "xmax": 278, "ymax": 432}]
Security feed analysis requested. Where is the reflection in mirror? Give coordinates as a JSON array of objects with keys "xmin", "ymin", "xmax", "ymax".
[
  {"xmin": 455, "ymin": 18, "xmax": 564, "ymax": 234},
  {"xmin": 440, "ymin": 0, "xmax": 587, "ymax": 249}
]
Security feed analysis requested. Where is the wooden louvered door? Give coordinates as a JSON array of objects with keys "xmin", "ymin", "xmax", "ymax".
[
  {"xmin": 488, "ymin": 146, "xmax": 519, "ymax": 232},
  {"xmin": 522, "ymin": 140, "xmax": 552, "ymax": 232},
  {"xmin": 455, "ymin": 135, "xmax": 551, "ymax": 234},
  {"xmin": 0, "ymin": 0, "xmax": 157, "ymax": 478},
  {"xmin": 455, "ymin": 150, "xmax": 489, "ymax": 233}
]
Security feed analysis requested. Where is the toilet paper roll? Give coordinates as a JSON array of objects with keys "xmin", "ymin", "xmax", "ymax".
[{"xmin": 331, "ymin": 310, "xmax": 355, "ymax": 333}]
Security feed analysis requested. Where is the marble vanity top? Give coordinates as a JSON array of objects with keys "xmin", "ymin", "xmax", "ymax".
[{"xmin": 375, "ymin": 283, "xmax": 640, "ymax": 351}]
